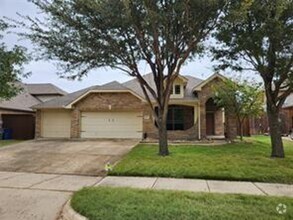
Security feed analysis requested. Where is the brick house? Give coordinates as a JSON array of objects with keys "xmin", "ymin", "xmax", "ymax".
[
  {"xmin": 0, "ymin": 83, "xmax": 67, "ymax": 139},
  {"xmin": 281, "ymin": 93, "xmax": 293, "ymax": 134},
  {"xmin": 242, "ymin": 92, "xmax": 293, "ymax": 136},
  {"xmin": 33, "ymin": 73, "xmax": 238, "ymax": 140}
]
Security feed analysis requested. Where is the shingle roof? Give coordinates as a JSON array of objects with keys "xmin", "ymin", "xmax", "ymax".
[
  {"xmin": 33, "ymin": 74, "xmax": 203, "ymax": 109},
  {"xmin": 26, "ymin": 83, "xmax": 67, "ymax": 95},
  {"xmin": 0, "ymin": 83, "xmax": 67, "ymax": 112},
  {"xmin": 122, "ymin": 73, "xmax": 203, "ymax": 100},
  {"xmin": 32, "ymin": 81, "xmax": 140, "ymax": 109},
  {"xmin": 0, "ymin": 84, "xmax": 41, "ymax": 112},
  {"xmin": 32, "ymin": 87, "xmax": 94, "ymax": 109}
]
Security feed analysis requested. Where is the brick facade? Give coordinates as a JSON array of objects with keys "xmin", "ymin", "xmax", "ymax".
[
  {"xmin": 70, "ymin": 108, "xmax": 80, "ymax": 138},
  {"xmin": 74, "ymin": 92, "xmax": 143, "ymax": 112},
  {"xmin": 198, "ymin": 78, "xmax": 226, "ymax": 139},
  {"xmin": 142, "ymin": 104, "xmax": 199, "ymax": 140},
  {"xmin": 36, "ymin": 80, "xmax": 239, "ymax": 140},
  {"xmin": 71, "ymin": 92, "xmax": 144, "ymax": 138}
]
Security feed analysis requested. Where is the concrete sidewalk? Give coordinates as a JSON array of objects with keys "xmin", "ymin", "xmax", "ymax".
[
  {"xmin": 0, "ymin": 172, "xmax": 292, "ymax": 220},
  {"xmin": 97, "ymin": 176, "xmax": 293, "ymax": 197},
  {"xmin": 0, "ymin": 171, "xmax": 102, "ymax": 220},
  {"xmin": 1, "ymin": 171, "xmax": 292, "ymax": 197}
]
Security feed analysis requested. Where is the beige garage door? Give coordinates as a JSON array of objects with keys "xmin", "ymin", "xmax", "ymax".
[
  {"xmin": 42, "ymin": 110, "xmax": 71, "ymax": 138},
  {"xmin": 81, "ymin": 112, "xmax": 142, "ymax": 139}
]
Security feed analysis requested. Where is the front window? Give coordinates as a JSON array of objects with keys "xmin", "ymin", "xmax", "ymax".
[
  {"xmin": 155, "ymin": 105, "xmax": 194, "ymax": 131},
  {"xmin": 174, "ymin": 85, "xmax": 181, "ymax": 95},
  {"xmin": 167, "ymin": 106, "xmax": 184, "ymax": 130}
]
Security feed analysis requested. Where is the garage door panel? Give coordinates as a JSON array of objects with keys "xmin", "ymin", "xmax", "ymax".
[
  {"xmin": 81, "ymin": 112, "xmax": 142, "ymax": 139},
  {"xmin": 42, "ymin": 111, "xmax": 71, "ymax": 138}
]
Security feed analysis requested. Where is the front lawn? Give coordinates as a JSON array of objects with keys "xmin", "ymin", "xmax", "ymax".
[
  {"xmin": 72, "ymin": 187, "xmax": 293, "ymax": 220},
  {"xmin": 0, "ymin": 140, "xmax": 22, "ymax": 148},
  {"xmin": 110, "ymin": 136, "xmax": 293, "ymax": 184}
]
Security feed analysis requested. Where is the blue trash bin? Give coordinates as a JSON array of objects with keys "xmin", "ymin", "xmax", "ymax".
[{"xmin": 3, "ymin": 128, "xmax": 12, "ymax": 140}]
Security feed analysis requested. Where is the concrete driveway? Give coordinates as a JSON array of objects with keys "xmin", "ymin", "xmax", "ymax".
[{"xmin": 0, "ymin": 139, "xmax": 138, "ymax": 176}]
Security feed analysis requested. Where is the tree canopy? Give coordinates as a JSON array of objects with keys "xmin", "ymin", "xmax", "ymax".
[
  {"xmin": 0, "ymin": 19, "xmax": 29, "ymax": 100},
  {"xmin": 15, "ymin": 0, "xmax": 226, "ymax": 155},
  {"xmin": 213, "ymin": 0, "xmax": 293, "ymax": 157},
  {"xmin": 213, "ymin": 77, "xmax": 263, "ymax": 140}
]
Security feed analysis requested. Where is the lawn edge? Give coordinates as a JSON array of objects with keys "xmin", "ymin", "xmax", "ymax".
[{"xmin": 59, "ymin": 199, "xmax": 87, "ymax": 220}]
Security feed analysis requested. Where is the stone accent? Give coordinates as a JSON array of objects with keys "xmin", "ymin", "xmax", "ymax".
[{"xmin": 35, "ymin": 110, "xmax": 42, "ymax": 138}]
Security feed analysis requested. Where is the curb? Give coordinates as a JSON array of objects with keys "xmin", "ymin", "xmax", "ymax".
[{"xmin": 59, "ymin": 200, "xmax": 87, "ymax": 220}]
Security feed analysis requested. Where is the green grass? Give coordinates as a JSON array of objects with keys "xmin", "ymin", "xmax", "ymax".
[
  {"xmin": 72, "ymin": 187, "xmax": 293, "ymax": 220},
  {"xmin": 110, "ymin": 136, "xmax": 293, "ymax": 184},
  {"xmin": 0, "ymin": 140, "xmax": 22, "ymax": 148}
]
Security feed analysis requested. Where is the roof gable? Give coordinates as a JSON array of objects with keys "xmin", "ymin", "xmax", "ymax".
[
  {"xmin": 192, "ymin": 73, "xmax": 226, "ymax": 91},
  {"xmin": 123, "ymin": 73, "xmax": 203, "ymax": 101},
  {"xmin": 33, "ymin": 73, "xmax": 204, "ymax": 109}
]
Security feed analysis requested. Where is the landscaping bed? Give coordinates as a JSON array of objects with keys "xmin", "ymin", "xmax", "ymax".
[
  {"xmin": 110, "ymin": 136, "xmax": 293, "ymax": 184},
  {"xmin": 72, "ymin": 187, "xmax": 293, "ymax": 220}
]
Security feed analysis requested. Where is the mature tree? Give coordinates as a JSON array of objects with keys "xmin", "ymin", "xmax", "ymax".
[
  {"xmin": 15, "ymin": 0, "xmax": 225, "ymax": 155},
  {"xmin": 0, "ymin": 19, "xmax": 29, "ymax": 100},
  {"xmin": 213, "ymin": 0, "xmax": 293, "ymax": 158},
  {"xmin": 213, "ymin": 77, "xmax": 263, "ymax": 141}
]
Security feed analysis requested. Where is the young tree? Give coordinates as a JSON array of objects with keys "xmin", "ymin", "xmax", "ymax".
[
  {"xmin": 14, "ymin": 0, "xmax": 225, "ymax": 156},
  {"xmin": 213, "ymin": 0, "xmax": 293, "ymax": 158},
  {"xmin": 213, "ymin": 78, "xmax": 263, "ymax": 141},
  {"xmin": 0, "ymin": 20, "xmax": 29, "ymax": 100}
]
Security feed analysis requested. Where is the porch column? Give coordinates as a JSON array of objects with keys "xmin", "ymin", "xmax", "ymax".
[{"xmin": 197, "ymin": 104, "xmax": 201, "ymax": 139}]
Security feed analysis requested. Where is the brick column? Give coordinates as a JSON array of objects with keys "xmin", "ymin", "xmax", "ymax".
[
  {"xmin": 71, "ymin": 108, "xmax": 80, "ymax": 138},
  {"xmin": 200, "ymin": 103, "xmax": 206, "ymax": 139},
  {"xmin": 35, "ymin": 110, "xmax": 42, "ymax": 138},
  {"xmin": 215, "ymin": 109, "xmax": 224, "ymax": 135}
]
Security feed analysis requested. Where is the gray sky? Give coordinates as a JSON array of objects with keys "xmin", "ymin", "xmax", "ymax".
[{"xmin": 1, "ymin": 0, "xmax": 219, "ymax": 93}]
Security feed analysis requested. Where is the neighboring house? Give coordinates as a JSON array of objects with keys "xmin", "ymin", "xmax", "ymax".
[
  {"xmin": 246, "ymin": 92, "xmax": 293, "ymax": 136},
  {"xmin": 33, "ymin": 73, "xmax": 238, "ymax": 140},
  {"xmin": 0, "ymin": 83, "xmax": 67, "ymax": 139},
  {"xmin": 280, "ymin": 93, "xmax": 293, "ymax": 134}
]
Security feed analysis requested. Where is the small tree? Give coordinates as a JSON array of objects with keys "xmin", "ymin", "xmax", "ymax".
[
  {"xmin": 213, "ymin": 0, "xmax": 293, "ymax": 158},
  {"xmin": 0, "ymin": 20, "xmax": 29, "ymax": 100},
  {"xmin": 13, "ymin": 0, "xmax": 226, "ymax": 156},
  {"xmin": 213, "ymin": 78, "xmax": 263, "ymax": 141}
]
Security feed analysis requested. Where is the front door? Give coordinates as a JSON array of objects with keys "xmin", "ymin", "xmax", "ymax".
[{"xmin": 206, "ymin": 113, "xmax": 215, "ymax": 135}]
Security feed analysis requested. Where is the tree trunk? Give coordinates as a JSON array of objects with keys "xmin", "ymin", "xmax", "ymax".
[
  {"xmin": 267, "ymin": 106, "xmax": 284, "ymax": 158},
  {"xmin": 237, "ymin": 117, "xmax": 243, "ymax": 141},
  {"xmin": 157, "ymin": 109, "xmax": 169, "ymax": 156}
]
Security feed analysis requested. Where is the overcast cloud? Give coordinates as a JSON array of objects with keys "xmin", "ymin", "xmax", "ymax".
[{"xmin": 1, "ymin": 0, "xmax": 217, "ymax": 93}]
